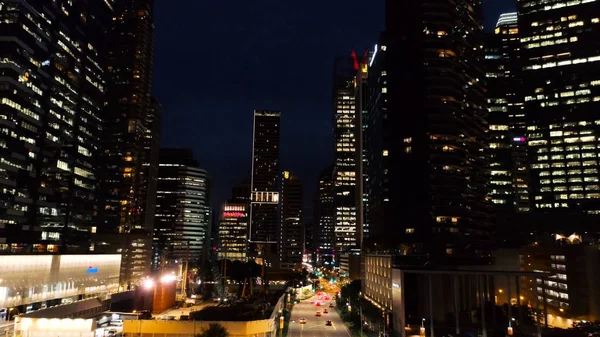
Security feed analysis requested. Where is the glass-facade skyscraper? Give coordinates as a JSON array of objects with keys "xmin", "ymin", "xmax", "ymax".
[
  {"xmin": 519, "ymin": 0, "xmax": 600, "ymax": 219},
  {"xmin": 153, "ymin": 148, "xmax": 210, "ymax": 270},
  {"xmin": 485, "ymin": 13, "xmax": 529, "ymax": 212},
  {"xmin": 0, "ymin": 0, "xmax": 112, "ymax": 253},
  {"xmin": 333, "ymin": 56, "xmax": 359, "ymax": 254}
]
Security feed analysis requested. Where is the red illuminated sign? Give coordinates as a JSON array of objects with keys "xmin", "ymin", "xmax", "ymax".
[{"xmin": 223, "ymin": 212, "xmax": 245, "ymax": 218}]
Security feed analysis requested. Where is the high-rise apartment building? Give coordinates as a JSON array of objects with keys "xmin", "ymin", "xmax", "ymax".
[
  {"xmin": 0, "ymin": 0, "xmax": 112, "ymax": 253},
  {"xmin": 95, "ymin": 0, "xmax": 158, "ymax": 287},
  {"xmin": 365, "ymin": 0, "xmax": 491, "ymax": 257},
  {"xmin": 249, "ymin": 110, "xmax": 280, "ymax": 267},
  {"xmin": 153, "ymin": 148, "xmax": 210, "ymax": 269},
  {"xmin": 217, "ymin": 200, "xmax": 249, "ymax": 262},
  {"xmin": 485, "ymin": 13, "xmax": 529, "ymax": 213},
  {"xmin": 279, "ymin": 170, "xmax": 303, "ymax": 270},
  {"xmin": 332, "ymin": 56, "xmax": 359, "ymax": 254},
  {"xmin": 315, "ymin": 166, "xmax": 335, "ymax": 266},
  {"xmin": 518, "ymin": 0, "xmax": 600, "ymax": 219}
]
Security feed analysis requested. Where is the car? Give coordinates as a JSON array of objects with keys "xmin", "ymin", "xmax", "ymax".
[
  {"xmin": 299, "ymin": 318, "xmax": 307, "ymax": 324},
  {"xmin": 316, "ymin": 302, "xmax": 321, "ymax": 306},
  {"xmin": 316, "ymin": 312, "xmax": 322, "ymax": 317},
  {"xmin": 329, "ymin": 303, "xmax": 334, "ymax": 308},
  {"xmin": 323, "ymin": 309, "xmax": 328, "ymax": 314},
  {"xmin": 326, "ymin": 320, "xmax": 332, "ymax": 326}
]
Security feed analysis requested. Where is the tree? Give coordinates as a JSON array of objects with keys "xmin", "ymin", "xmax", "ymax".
[{"xmin": 196, "ymin": 323, "xmax": 230, "ymax": 337}]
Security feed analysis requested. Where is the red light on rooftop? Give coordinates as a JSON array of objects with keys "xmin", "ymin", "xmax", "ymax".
[
  {"xmin": 223, "ymin": 211, "xmax": 245, "ymax": 218},
  {"xmin": 351, "ymin": 50, "xmax": 359, "ymax": 71}
]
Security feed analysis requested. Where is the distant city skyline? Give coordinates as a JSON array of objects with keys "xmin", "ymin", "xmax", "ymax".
[{"xmin": 154, "ymin": 0, "xmax": 517, "ymax": 212}]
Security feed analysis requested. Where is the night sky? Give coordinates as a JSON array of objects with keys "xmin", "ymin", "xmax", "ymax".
[{"xmin": 154, "ymin": 0, "xmax": 517, "ymax": 214}]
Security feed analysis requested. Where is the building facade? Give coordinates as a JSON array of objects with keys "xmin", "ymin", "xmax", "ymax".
[
  {"xmin": 365, "ymin": 0, "xmax": 491, "ymax": 257},
  {"xmin": 95, "ymin": 0, "xmax": 158, "ymax": 287},
  {"xmin": 518, "ymin": 0, "xmax": 600, "ymax": 219},
  {"xmin": 154, "ymin": 148, "xmax": 210, "ymax": 269},
  {"xmin": 217, "ymin": 200, "xmax": 249, "ymax": 262},
  {"xmin": 249, "ymin": 110, "xmax": 280, "ymax": 267},
  {"xmin": 520, "ymin": 239, "xmax": 600, "ymax": 328},
  {"xmin": 485, "ymin": 13, "xmax": 529, "ymax": 212},
  {"xmin": 0, "ymin": 254, "xmax": 121, "ymax": 311},
  {"xmin": 0, "ymin": 0, "xmax": 112, "ymax": 253},
  {"xmin": 279, "ymin": 171, "xmax": 303, "ymax": 270},
  {"xmin": 332, "ymin": 56, "xmax": 359, "ymax": 254},
  {"xmin": 314, "ymin": 166, "xmax": 335, "ymax": 266}
]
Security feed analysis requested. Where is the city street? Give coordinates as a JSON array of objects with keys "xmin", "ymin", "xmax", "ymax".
[{"xmin": 288, "ymin": 295, "xmax": 351, "ymax": 337}]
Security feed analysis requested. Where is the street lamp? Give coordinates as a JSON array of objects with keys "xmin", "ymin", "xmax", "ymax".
[
  {"xmin": 8, "ymin": 308, "xmax": 19, "ymax": 321},
  {"xmin": 420, "ymin": 318, "xmax": 426, "ymax": 337}
]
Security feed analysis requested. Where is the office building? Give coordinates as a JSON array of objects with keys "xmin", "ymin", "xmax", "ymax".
[
  {"xmin": 217, "ymin": 200, "xmax": 249, "ymax": 262},
  {"xmin": 279, "ymin": 171, "xmax": 303, "ymax": 270},
  {"xmin": 518, "ymin": 0, "xmax": 600, "ymax": 221},
  {"xmin": 365, "ymin": 0, "xmax": 491, "ymax": 257},
  {"xmin": 332, "ymin": 56, "xmax": 359, "ymax": 254},
  {"xmin": 314, "ymin": 166, "xmax": 335, "ymax": 266},
  {"xmin": 95, "ymin": 0, "xmax": 158, "ymax": 287},
  {"xmin": 154, "ymin": 148, "xmax": 211, "ymax": 269},
  {"xmin": 249, "ymin": 110, "xmax": 280, "ymax": 267},
  {"xmin": 0, "ymin": 0, "xmax": 112, "ymax": 253},
  {"xmin": 485, "ymin": 13, "xmax": 529, "ymax": 212}
]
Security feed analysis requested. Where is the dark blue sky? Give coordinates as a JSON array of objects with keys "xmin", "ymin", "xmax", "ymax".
[{"xmin": 154, "ymin": 0, "xmax": 516, "ymax": 211}]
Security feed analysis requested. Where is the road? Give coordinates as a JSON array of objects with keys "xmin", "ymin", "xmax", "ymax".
[{"xmin": 288, "ymin": 295, "xmax": 351, "ymax": 337}]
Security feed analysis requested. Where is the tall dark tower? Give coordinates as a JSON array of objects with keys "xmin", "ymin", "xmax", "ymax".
[
  {"xmin": 249, "ymin": 110, "xmax": 280, "ymax": 268},
  {"xmin": 0, "ymin": 0, "xmax": 112, "ymax": 253},
  {"xmin": 279, "ymin": 171, "xmax": 303, "ymax": 270},
  {"xmin": 518, "ymin": 0, "xmax": 600, "ymax": 230},
  {"xmin": 96, "ymin": 0, "xmax": 159, "ymax": 287},
  {"xmin": 365, "ymin": 0, "xmax": 491, "ymax": 258}
]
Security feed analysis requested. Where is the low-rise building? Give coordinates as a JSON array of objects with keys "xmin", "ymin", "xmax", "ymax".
[
  {"xmin": 0, "ymin": 254, "xmax": 121, "ymax": 314},
  {"xmin": 520, "ymin": 238, "xmax": 600, "ymax": 328}
]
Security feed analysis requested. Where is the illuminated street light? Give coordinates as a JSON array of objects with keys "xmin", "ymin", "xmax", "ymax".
[
  {"xmin": 143, "ymin": 278, "xmax": 155, "ymax": 289},
  {"xmin": 160, "ymin": 274, "xmax": 176, "ymax": 283}
]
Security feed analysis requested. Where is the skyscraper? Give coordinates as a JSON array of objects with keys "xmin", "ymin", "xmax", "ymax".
[
  {"xmin": 354, "ymin": 50, "xmax": 371, "ymax": 246},
  {"xmin": 518, "ymin": 0, "xmax": 600, "ymax": 223},
  {"xmin": 153, "ymin": 148, "xmax": 211, "ymax": 270},
  {"xmin": 279, "ymin": 171, "xmax": 303, "ymax": 270},
  {"xmin": 332, "ymin": 56, "xmax": 359, "ymax": 255},
  {"xmin": 96, "ymin": 0, "xmax": 158, "ymax": 286},
  {"xmin": 315, "ymin": 166, "xmax": 335, "ymax": 266},
  {"xmin": 485, "ymin": 13, "xmax": 529, "ymax": 213},
  {"xmin": 0, "ymin": 0, "xmax": 112, "ymax": 253},
  {"xmin": 249, "ymin": 110, "xmax": 280, "ymax": 267},
  {"xmin": 365, "ymin": 0, "xmax": 491, "ymax": 257}
]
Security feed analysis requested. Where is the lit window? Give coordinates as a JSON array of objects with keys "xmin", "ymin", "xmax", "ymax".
[{"xmin": 382, "ymin": 150, "xmax": 389, "ymax": 156}]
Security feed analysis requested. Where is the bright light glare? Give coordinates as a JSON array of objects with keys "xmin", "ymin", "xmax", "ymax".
[
  {"xmin": 160, "ymin": 274, "xmax": 176, "ymax": 283},
  {"xmin": 143, "ymin": 278, "xmax": 155, "ymax": 289}
]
